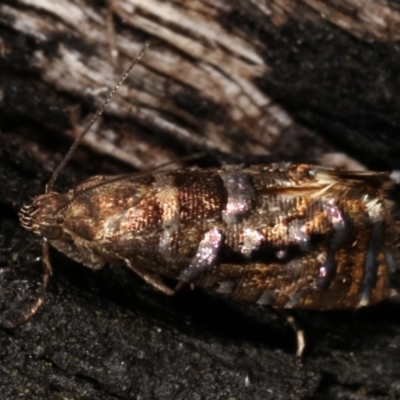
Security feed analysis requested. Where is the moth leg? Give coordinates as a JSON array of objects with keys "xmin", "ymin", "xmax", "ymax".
[
  {"xmin": 267, "ymin": 308, "xmax": 306, "ymax": 356},
  {"xmin": 123, "ymin": 258, "xmax": 176, "ymax": 296},
  {"xmin": 12, "ymin": 240, "xmax": 52, "ymax": 327},
  {"xmin": 286, "ymin": 314, "xmax": 306, "ymax": 357}
]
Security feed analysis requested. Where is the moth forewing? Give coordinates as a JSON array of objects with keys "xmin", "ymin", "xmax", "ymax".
[{"xmin": 20, "ymin": 159, "xmax": 400, "ymax": 326}]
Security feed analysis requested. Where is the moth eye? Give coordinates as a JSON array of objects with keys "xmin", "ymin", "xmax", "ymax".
[
  {"xmin": 56, "ymin": 216, "xmax": 64, "ymax": 224},
  {"xmin": 41, "ymin": 225, "xmax": 63, "ymax": 240}
]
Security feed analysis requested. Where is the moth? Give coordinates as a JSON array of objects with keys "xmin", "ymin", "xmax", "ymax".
[{"xmin": 17, "ymin": 43, "xmax": 400, "ymax": 328}]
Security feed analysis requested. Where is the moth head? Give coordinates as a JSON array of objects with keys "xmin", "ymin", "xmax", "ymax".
[{"xmin": 19, "ymin": 193, "xmax": 68, "ymax": 240}]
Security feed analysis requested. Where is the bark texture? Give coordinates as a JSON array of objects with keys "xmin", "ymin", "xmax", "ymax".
[{"xmin": 1, "ymin": 1, "xmax": 400, "ymax": 399}]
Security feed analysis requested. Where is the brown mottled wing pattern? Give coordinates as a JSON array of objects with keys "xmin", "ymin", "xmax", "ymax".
[
  {"xmin": 55, "ymin": 164, "xmax": 399, "ymax": 310},
  {"xmin": 192, "ymin": 165, "xmax": 397, "ymax": 309}
]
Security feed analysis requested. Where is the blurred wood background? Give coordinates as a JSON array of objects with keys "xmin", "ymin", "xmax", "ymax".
[{"xmin": 1, "ymin": 1, "xmax": 400, "ymax": 399}]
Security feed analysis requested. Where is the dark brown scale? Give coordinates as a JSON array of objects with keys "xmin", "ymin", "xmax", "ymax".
[
  {"xmin": 174, "ymin": 171, "xmax": 227, "ymax": 222},
  {"xmin": 19, "ymin": 163, "xmax": 400, "ymax": 311}
]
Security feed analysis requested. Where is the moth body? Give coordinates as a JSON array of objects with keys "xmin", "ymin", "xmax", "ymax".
[{"xmin": 20, "ymin": 163, "xmax": 400, "ymax": 310}]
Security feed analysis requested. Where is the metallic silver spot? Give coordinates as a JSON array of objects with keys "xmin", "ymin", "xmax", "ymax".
[
  {"xmin": 323, "ymin": 200, "xmax": 348, "ymax": 249},
  {"xmin": 241, "ymin": 228, "xmax": 264, "ymax": 257},
  {"xmin": 219, "ymin": 172, "xmax": 255, "ymax": 224},
  {"xmin": 323, "ymin": 199, "xmax": 344, "ymax": 225},
  {"xmin": 287, "ymin": 219, "xmax": 310, "ymax": 251},
  {"xmin": 178, "ymin": 228, "xmax": 223, "ymax": 282},
  {"xmin": 276, "ymin": 248, "xmax": 288, "ymax": 259},
  {"xmin": 318, "ymin": 265, "xmax": 327, "ymax": 278},
  {"xmin": 315, "ymin": 253, "xmax": 337, "ymax": 290}
]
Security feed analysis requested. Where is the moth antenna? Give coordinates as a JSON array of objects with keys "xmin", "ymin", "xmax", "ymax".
[
  {"xmin": 12, "ymin": 241, "xmax": 52, "ymax": 327},
  {"xmin": 46, "ymin": 41, "xmax": 150, "ymax": 193},
  {"xmin": 15, "ymin": 42, "xmax": 149, "ymax": 326}
]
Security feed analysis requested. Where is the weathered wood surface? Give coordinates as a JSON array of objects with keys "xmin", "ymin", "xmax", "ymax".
[{"xmin": 1, "ymin": 1, "xmax": 400, "ymax": 399}]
